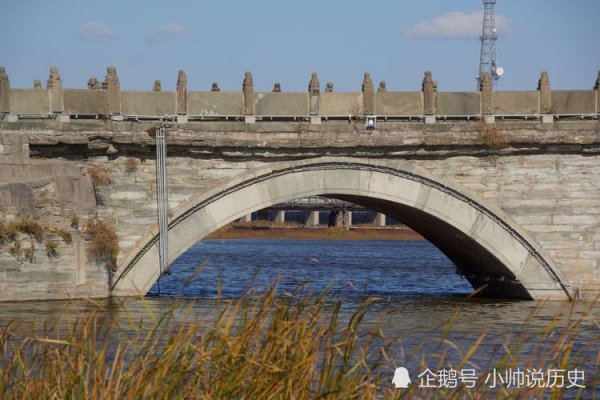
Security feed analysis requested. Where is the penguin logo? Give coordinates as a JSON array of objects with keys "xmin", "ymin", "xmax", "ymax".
[{"xmin": 392, "ymin": 367, "xmax": 411, "ymax": 388}]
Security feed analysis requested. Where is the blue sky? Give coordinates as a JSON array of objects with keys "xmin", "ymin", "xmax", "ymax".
[{"xmin": 1, "ymin": 0, "xmax": 599, "ymax": 92}]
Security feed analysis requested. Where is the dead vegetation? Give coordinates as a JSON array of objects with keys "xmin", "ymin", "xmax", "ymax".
[
  {"xmin": 84, "ymin": 219, "xmax": 119, "ymax": 272},
  {"xmin": 124, "ymin": 157, "xmax": 138, "ymax": 174},
  {"xmin": 89, "ymin": 166, "xmax": 112, "ymax": 186},
  {"xmin": 478, "ymin": 123, "xmax": 509, "ymax": 149}
]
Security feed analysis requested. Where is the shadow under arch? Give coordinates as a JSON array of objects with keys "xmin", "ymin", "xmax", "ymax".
[{"xmin": 111, "ymin": 158, "xmax": 572, "ymax": 300}]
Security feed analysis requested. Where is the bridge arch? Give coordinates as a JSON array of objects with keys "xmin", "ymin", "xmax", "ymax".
[{"xmin": 112, "ymin": 157, "xmax": 572, "ymax": 300}]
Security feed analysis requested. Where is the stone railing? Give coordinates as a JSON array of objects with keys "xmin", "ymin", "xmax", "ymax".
[{"xmin": 0, "ymin": 67, "xmax": 598, "ymax": 124}]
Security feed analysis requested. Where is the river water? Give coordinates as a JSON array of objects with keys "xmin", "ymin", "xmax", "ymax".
[{"xmin": 1, "ymin": 239, "xmax": 599, "ymax": 394}]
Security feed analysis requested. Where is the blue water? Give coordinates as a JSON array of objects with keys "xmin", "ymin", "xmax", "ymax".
[{"xmin": 148, "ymin": 239, "xmax": 472, "ymax": 298}]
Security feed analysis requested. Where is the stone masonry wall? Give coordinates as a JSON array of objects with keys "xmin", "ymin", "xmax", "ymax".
[{"xmin": 0, "ymin": 118, "xmax": 599, "ymax": 300}]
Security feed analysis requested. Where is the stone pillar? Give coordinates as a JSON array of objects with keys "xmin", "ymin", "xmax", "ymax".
[
  {"xmin": 239, "ymin": 214, "xmax": 252, "ymax": 223},
  {"xmin": 104, "ymin": 66, "xmax": 121, "ymax": 117},
  {"xmin": 378, "ymin": 81, "xmax": 387, "ymax": 92},
  {"xmin": 325, "ymin": 82, "xmax": 334, "ymax": 93},
  {"xmin": 176, "ymin": 70, "xmax": 188, "ymax": 123},
  {"xmin": 422, "ymin": 71, "xmax": 437, "ymax": 116},
  {"xmin": 153, "ymin": 80, "xmax": 161, "ymax": 91},
  {"xmin": 594, "ymin": 70, "xmax": 599, "ymax": 114},
  {"xmin": 306, "ymin": 211, "xmax": 319, "ymax": 226},
  {"xmin": 345, "ymin": 211, "xmax": 353, "ymax": 228},
  {"xmin": 538, "ymin": 71, "xmax": 551, "ymax": 114},
  {"xmin": 309, "ymin": 72, "xmax": 320, "ymax": 118},
  {"xmin": 362, "ymin": 73, "xmax": 374, "ymax": 115},
  {"xmin": 0, "ymin": 67, "xmax": 10, "ymax": 114},
  {"xmin": 480, "ymin": 72, "xmax": 494, "ymax": 123},
  {"xmin": 335, "ymin": 212, "xmax": 343, "ymax": 227},
  {"xmin": 374, "ymin": 213, "xmax": 386, "ymax": 227},
  {"xmin": 275, "ymin": 210, "xmax": 285, "ymax": 224},
  {"xmin": 47, "ymin": 67, "xmax": 64, "ymax": 114},
  {"xmin": 243, "ymin": 71, "xmax": 255, "ymax": 122},
  {"xmin": 33, "ymin": 79, "xmax": 42, "ymax": 89}
]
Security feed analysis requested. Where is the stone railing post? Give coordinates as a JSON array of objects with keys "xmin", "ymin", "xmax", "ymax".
[
  {"xmin": 47, "ymin": 67, "xmax": 64, "ymax": 113},
  {"xmin": 0, "ymin": 67, "xmax": 10, "ymax": 115},
  {"xmin": 422, "ymin": 71, "xmax": 437, "ymax": 123},
  {"xmin": 243, "ymin": 71, "xmax": 255, "ymax": 123},
  {"xmin": 594, "ymin": 70, "xmax": 599, "ymax": 114},
  {"xmin": 309, "ymin": 72, "xmax": 320, "ymax": 124},
  {"xmin": 480, "ymin": 72, "xmax": 494, "ymax": 122},
  {"xmin": 362, "ymin": 73, "xmax": 374, "ymax": 115},
  {"xmin": 47, "ymin": 67, "xmax": 68, "ymax": 122},
  {"xmin": 104, "ymin": 66, "xmax": 121, "ymax": 119},
  {"xmin": 176, "ymin": 70, "xmax": 188, "ymax": 123},
  {"xmin": 538, "ymin": 71, "xmax": 551, "ymax": 112},
  {"xmin": 309, "ymin": 73, "xmax": 320, "ymax": 113}
]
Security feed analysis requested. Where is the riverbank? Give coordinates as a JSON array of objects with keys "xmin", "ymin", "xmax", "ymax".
[{"xmin": 206, "ymin": 223, "xmax": 424, "ymax": 240}]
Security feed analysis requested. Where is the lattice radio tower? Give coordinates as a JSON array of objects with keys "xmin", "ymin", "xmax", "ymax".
[{"xmin": 478, "ymin": 0, "xmax": 503, "ymax": 89}]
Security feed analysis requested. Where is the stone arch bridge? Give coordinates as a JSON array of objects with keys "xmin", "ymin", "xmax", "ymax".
[
  {"xmin": 112, "ymin": 157, "xmax": 572, "ymax": 300},
  {"xmin": 0, "ymin": 67, "xmax": 599, "ymax": 301}
]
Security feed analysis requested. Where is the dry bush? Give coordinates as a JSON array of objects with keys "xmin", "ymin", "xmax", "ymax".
[
  {"xmin": 56, "ymin": 229, "xmax": 72, "ymax": 244},
  {"xmin": 85, "ymin": 219, "xmax": 119, "ymax": 271},
  {"xmin": 45, "ymin": 240, "xmax": 58, "ymax": 257},
  {"xmin": 9, "ymin": 219, "xmax": 44, "ymax": 242},
  {"xmin": 89, "ymin": 166, "xmax": 112, "ymax": 186},
  {"xmin": 70, "ymin": 214, "xmax": 80, "ymax": 229},
  {"xmin": 124, "ymin": 157, "xmax": 138, "ymax": 174},
  {"xmin": 478, "ymin": 123, "xmax": 509, "ymax": 149}
]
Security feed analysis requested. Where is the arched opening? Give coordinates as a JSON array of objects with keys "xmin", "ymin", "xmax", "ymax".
[{"xmin": 111, "ymin": 158, "xmax": 571, "ymax": 300}]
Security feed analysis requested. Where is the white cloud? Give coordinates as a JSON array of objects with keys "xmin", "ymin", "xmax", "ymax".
[
  {"xmin": 79, "ymin": 21, "xmax": 114, "ymax": 42},
  {"xmin": 403, "ymin": 11, "xmax": 510, "ymax": 39},
  {"xmin": 145, "ymin": 22, "xmax": 186, "ymax": 45}
]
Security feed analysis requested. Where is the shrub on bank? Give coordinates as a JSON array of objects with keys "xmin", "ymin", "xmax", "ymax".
[{"xmin": 0, "ymin": 283, "xmax": 597, "ymax": 399}]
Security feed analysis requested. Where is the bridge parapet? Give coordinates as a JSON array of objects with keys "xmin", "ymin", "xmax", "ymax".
[{"xmin": 0, "ymin": 67, "xmax": 598, "ymax": 123}]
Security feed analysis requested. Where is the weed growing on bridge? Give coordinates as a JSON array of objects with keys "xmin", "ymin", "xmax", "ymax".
[
  {"xmin": 11, "ymin": 219, "xmax": 44, "ymax": 242},
  {"xmin": 85, "ymin": 219, "xmax": 119, "ymax": 271},
  {"xmin": 124, "ymin": 157, "xmax": 138, "ymax": 174},
  {"xmin": 45, "ymin": 239, "xmax": 58, "ymax": 257},
  {"xmin": 89, "ymin": 166, "xmax": 112, "ymax": 186},
  {"xmin": 56, "ymin": 229, "xmax": 72, "ymax": 244},
  {"xmin": 478, "ymin": 123, "xmax": 509, "ymax": 150},
  {"xmin": 0, "ymin": 285, "xmax": 597, "ymax": 399}
]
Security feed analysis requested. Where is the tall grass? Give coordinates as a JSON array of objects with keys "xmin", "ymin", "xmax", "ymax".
[{"xmin": 0, "ymin": 283, "xmax": 598, "ymax": 399}]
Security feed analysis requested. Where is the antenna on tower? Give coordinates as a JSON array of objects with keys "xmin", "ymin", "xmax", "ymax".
[{"xmin": 477, "ymin": 0, "xmax": 503, "ymax": 89}]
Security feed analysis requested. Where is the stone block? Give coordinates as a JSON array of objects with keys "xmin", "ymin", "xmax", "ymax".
[
  {"xmin": 437, "ymin": 92, "xmax": 480, "ymax": 116},
  {"xmin": 551, "ymin": 90, "xmax": 596, "ymax": 114},
  {"xmin": 541, "ymin": 115, "xmax": 554, "ymax": 123},
  {"xmin": 484, "ymin": 115, "xmax": 495, "ymax": 124},
  {"xmin": 64, "ymin": 89, "xmax": 108, "ymax": 115},
  {"xmin": 255, "ymin": 92, "xmax": 308, "ymax": 116},
  {"xmin": 245, "ymin": 115, "xmax": 256, "ymax": 124},
  {"xmin": 493, "ymin": 91, "xmax": 539, "ymax": 115},
  {"xmin": 188, "ymin": 92, "xmax": 243, "ymax": 116},
  {"xmin": 319, "ymin": 93, "xmax": 362, "ymax": 116},
  {"xmin": 121, "ymin": 92, "xmax": 176, "ymax": 116},
  {"xmin": 375, "ymin": 92, "xmax": 422, "ymax": 115},
  {"xmin": 10, "ymin": 89, "xmax": 49, "ymax": 114},
  {"xmin": 310, "ymin": 116, "xmax": 321, "ymax": 125},
  {"xmin": 424, "ymin": 116, "xmax": 436, "ymax": 124}
]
